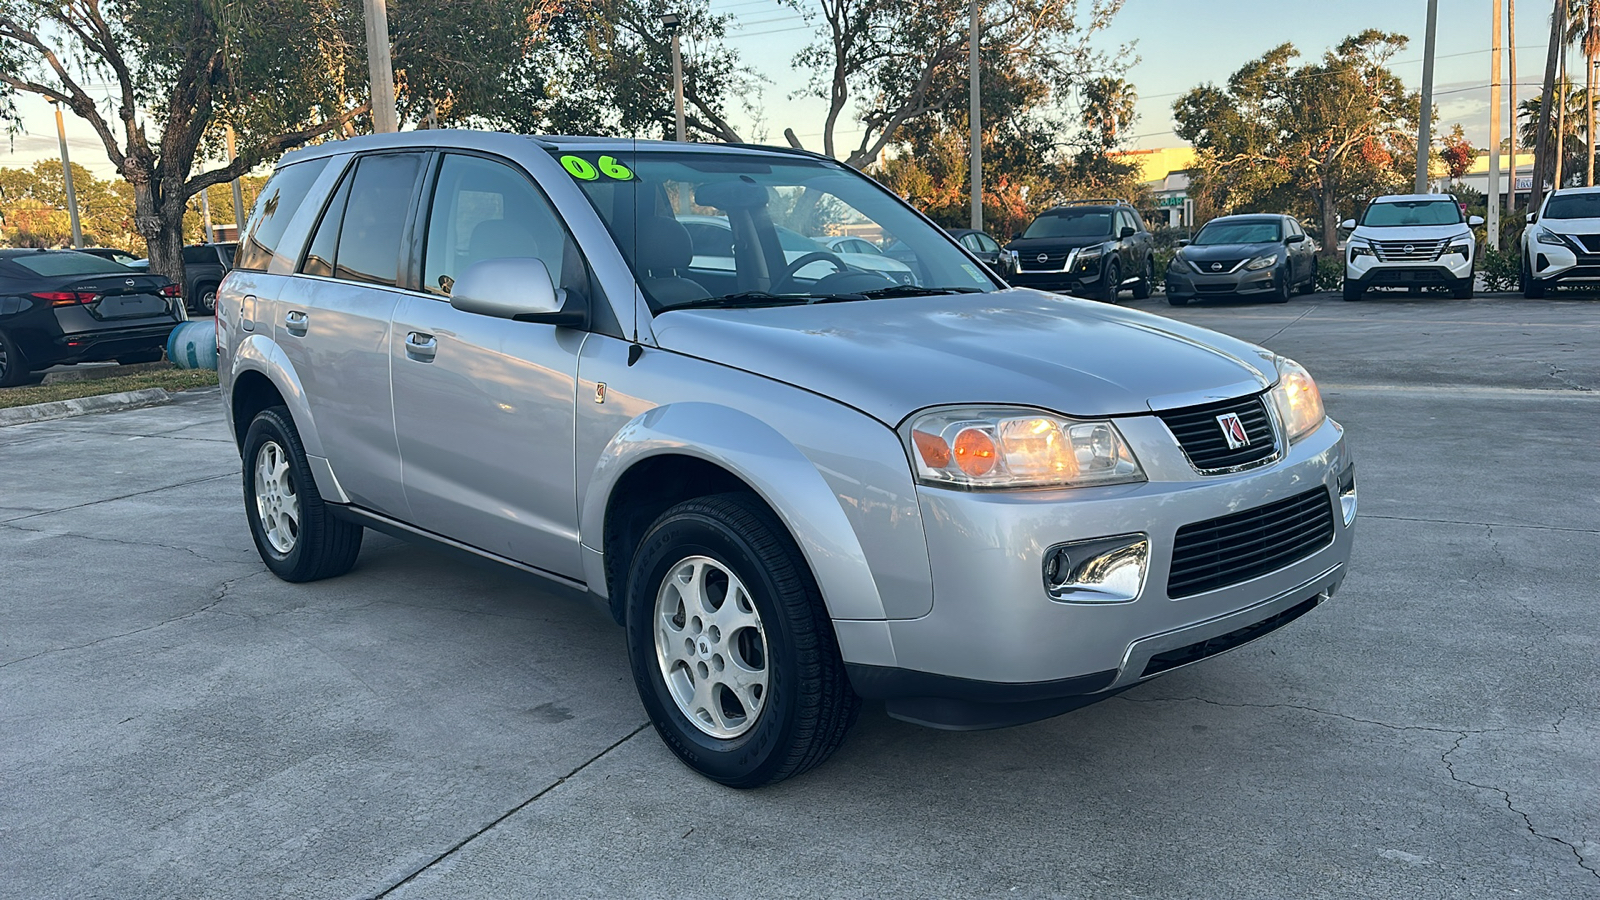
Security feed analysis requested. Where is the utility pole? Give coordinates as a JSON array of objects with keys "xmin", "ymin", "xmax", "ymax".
[
  {"xmin": 1415, "ymin": 0, "xmax": 1439, "ymax": 192},
  {"xmin": 1490, "ymin": 0, "xmax": 1503, "ymax": 248},
  {"xmin": 1535, "ymin": 0, "xmax": 1565, "ymax": 211},
  {"xmin": 1509, "ymin": 0, "xmax": 1519, "ymax": 216},
  {"xmin": 662, "ymin": 14, "xmax": 686, "ymax": 142},
  {"xmin": 969, "ymin": 0, "xmax": 982, "ymax": 231},
  {"xmin": 52, "ymin": 102, "xmax": 83, "ymax": 249},
  {"xmin": 225, "ymin": 125, "xmax": 245, "ymax": 240},
  {"xmin": 363, "ymin": 0, "xmax": 398, "ymax": 133}
]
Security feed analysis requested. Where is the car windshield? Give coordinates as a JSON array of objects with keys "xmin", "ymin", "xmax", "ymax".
[
  {"xmin": 1542, "ymin": 192, "xmax": 1600, "ymax": 219},
  {"xmin": 1193, "ymin": 221, "xmax": 1282, "ymax": 244},
  {"xmin": 9, "ymin": 251, "xmax": 139, "ymax": 277},
  {"xmin": 562, "ymin": 149, "xmax": 997, "ymax": 310},
  {"xmin": 1361, "ymin": 199, "xmax": 1463, "ymax": 227},
  {"xmin": 1021, "ymin": 209, "xmax": 1114, "ymax": 239}
]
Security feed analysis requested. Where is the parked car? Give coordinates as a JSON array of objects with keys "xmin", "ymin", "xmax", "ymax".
[
  {"xmin": 180, "ymin": 242, "xmax": 236, "ymax": 315},
  {"xmin": 1342, "ymin": 194, "xmax": 1481, "ymax": 301},
  {"xmin": 76, "ymin": 247, "xmax": 144, "ymax": 268},
  {"xmin": 943, "ymin": 227, "xmax": 1011, "ymax": 274},
  {"xmin": 678, "ymin": 217, "xmax": 918, "ymax": 284},
  {"xmin": 1005, "ymin": 200, "xmax": 1155, "ymax": 302},
  {"xmin": 1519, "ymin": 185, "xmax": 1600, "ymax": 297},
  {"xmin": 0, "ymin": 248, "xmax": 182, "ymax": 386},
  {"xmin": 219, "ymin": 131, "xmax": 1356, "ymax": 787},
  {"xmin": 1165, "ymin": 214, "xmax": 1318, "ymax": 305}
]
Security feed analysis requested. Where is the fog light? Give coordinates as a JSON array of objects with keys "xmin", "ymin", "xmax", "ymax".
[
  {"xmin": 1043, "ymin": 534, "xmax": 1149, "ymax": 603},
  {"xmin": 1338, "ymin": 463, "xmax": 1357, "ymax": 525}
]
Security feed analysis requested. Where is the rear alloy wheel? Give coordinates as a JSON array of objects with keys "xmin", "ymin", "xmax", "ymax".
[
  {"xmin": 1132, "ymin": 256, "xmax": 1154, "ymax": 299},
  {"xmin": 242, "ymin": 406, "xmax": 363, "ymax": 582},
  {"xmin": 626, "ymin": 493, "xmax": 859, "ymax": 788},
  {"xmin": 1096, "ymin": 261, "xmax": 1122, "ymax": 303},
  {"xmin": 0, "ymin": 329, "xmax": 33, "ymax": 388}
]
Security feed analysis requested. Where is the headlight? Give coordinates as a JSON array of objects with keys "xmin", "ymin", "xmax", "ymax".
[
  {"xmin": 904, "ymin": 407, "xmax": 1145, "ymax": 489},
  {"xmin": 1535, "ymin": 228, "xmax": 1566, "ymax": 246},
  {"xmin": 1075, "ymin": 246, "xmax": 1103, "ymax": 269},
  {"xmin": 1446, "ymin": 239, "xmax": 1472, "ymax": 257},
  {"xmin": 1267, "ymin": 356, "xmax": 1325, "ymax": 444},
  {"xmin": 1349, "ymin": 242, "xmax": 1373, "ymax": 259},
  {"xmin": 1244, "ymin": 254, "xmax": 1279, "ymax": 271}
]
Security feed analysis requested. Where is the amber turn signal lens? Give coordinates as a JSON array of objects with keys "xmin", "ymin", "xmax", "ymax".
[
  {"xmin": 952, "ymin": 427, "xmax": 997, "ymax": 476},
  {"xmin": 911, "ymin": 429, "xmax": 951, "ymax": 468}
]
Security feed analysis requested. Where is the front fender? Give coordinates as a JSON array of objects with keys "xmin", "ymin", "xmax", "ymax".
[
  {"xmin": 230, "ymin": 333, "xmax": 324, "ymax": 460},
  {"xmin": 580, "ymin": 402, "xmax": 889, "ymax": 622}
]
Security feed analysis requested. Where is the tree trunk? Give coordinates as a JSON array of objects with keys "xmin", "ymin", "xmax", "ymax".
[
  {"xmin": 132, "ymin": 177, "xmax": 190, "ymax": 322},
  {"xmin": 1534, "ymin": 0, "xmax": 1565, "ymax": 209},
  {"xmin": 1319, "ymin": 186, "xmax": 1339, "ymax": 253},
  {"xmin": 1590, "ymin": 47, "xmax": 1596, "ymax": 186}
]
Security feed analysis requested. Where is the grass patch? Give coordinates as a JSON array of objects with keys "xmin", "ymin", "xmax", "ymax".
[{"xmin": 0, "ymin": 369, "xmax": 218, "ymax": 409}]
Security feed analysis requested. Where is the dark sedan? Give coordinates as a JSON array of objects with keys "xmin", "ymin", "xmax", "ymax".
[
  {"xmin": 945, "ymin": 227, "xmax": 1012, "ymax": 274},
  {"xmin": 0, "ymin": 249, "xmax": 183, "ymax": 387},
  {"xmin": 1165, "ymin": 214, "xmax": 1318, "ymax": 305}
]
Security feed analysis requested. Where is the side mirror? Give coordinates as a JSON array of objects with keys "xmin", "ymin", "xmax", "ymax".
[
  {"xmin": 1340, "ymin": 219, "xmax": 1356, "ymax": 230},
  {"xmin": 1177, "ymin": 238, "xmax": 1191, "ymax": 247},
  {"xmin": 1467, "ymin": 215, "xmax": 1485, "ymax": 227},
  {"xmin": 1286, "ymin": 234, "xmax": 1307, "ymax": 244},
  {"xmin": 1119, "ymin": 226, "xmax": 1136, "ymax": 239},
  {"xmin": 449, "ymin": 257, "xmax": 584, "ymax": 326},
  {"xmin": 1526, "ymin": 212, "xmax": 1538, "ymax": 223}
]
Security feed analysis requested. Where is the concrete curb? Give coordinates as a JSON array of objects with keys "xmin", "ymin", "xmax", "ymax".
[{"xmin": 0, "ymin": 388, "xmax": 172, "ymax": 428}]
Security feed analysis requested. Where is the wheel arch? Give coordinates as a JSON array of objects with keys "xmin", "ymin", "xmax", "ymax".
[
  {"xmin": 581, "ymin": 402, "xmax": 889, "ymax": 627},
  {"xmin": 228, "ymin": 334, "xmax": 324, "ymax": 460}
]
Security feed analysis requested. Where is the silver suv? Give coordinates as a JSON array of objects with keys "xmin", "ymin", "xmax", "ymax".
[{"xmin": 219, "ymin": 131, "xmax": 1356, "ymax": 787}]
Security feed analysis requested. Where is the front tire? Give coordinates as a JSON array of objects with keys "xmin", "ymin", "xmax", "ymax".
[
  {"xmin": 625, "ymin": 493, "xmax": 859, "ymax": 788},
  {"xmin": 242, "ymin": 406, "xmax": 363, "ymax": 582},
  {"xmin": 1096, "ymin": 261, "xmax": 1122, "ymax": 303},
  {"xmin": 1266, "ymin": 270, "xmax": 1291, "ymax": 303},
  {"xmin": 1523, "ymin": 261, "xmax": 1546, "ymax": 298},
  {"xmin": 1452, "ymin": 273, "xmax": 1475, "ymax": 299},
  {"xmin": 1342, "ymin": 279, "xmax": 1364, "ymax": 302}
]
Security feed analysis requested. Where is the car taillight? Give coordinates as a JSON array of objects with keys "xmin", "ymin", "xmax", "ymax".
[
  {"xmin": 31, "ymin": 291, "xmax": 99, "ymax": 307},
  {"xmin": 158, "ymin": 284, "xmax": 182, "ymax": 298}
]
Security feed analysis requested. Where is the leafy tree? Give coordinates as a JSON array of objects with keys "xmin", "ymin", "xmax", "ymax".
[
  {"xmin": 1439, "ymin": 123, "xmax": 1480, "ymax": 181},
  {"xmin": 795, "ymin": 0, "xmax": 1130, "ymax": 169},
  {"xmin": 1173, "ymin": 30, "xmax": 1419, "ymax": 248},
  {"xmin": 0, "ymin": 160, "xmax": 136, "ymax": 247}
]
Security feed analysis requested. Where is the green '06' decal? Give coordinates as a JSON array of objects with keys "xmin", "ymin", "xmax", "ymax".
[{"xmin": 561, "ymin": 154, "xmax": 634, "ymax": 181}]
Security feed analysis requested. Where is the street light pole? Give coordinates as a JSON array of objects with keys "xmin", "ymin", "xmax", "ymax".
[
  {"xmin": 362, "ymin": 0, "xmax": 398, "ymax": 133},
  {"xmin": 662, "ymin": 14, "xmax": 686, "ymax": 142},
  {"xmin": 969, "ymin": 0, "xmax": 982, "ymax": 231},
  {"xmin": 1415, "ymin": 0, "xmax": 1439, "ymax": 193},
  {"xmin": 53, "ymin": 102, "xmax": 83, "ymax": 249}
]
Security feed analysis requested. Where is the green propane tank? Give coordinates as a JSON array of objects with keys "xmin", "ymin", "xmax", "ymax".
[{"xmin": 167, "ymin": 319, "xmax": 218, "ymax": 370}]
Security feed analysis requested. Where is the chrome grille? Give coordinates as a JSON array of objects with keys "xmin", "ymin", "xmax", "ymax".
[
  {"xmin": 1371, "ymin": 239, "xmax": 1448, "ymax": 262},
  {"xmin": 1156, "ymin": 394, "xmax": 1278, "ymax": 473},
  {"xmin": 1189, "ymin": 258, "xmax": 1246, "ymax": 274},
  {"xmin": 1018, "ymin": 250, "xmax": 1071, "ymax": 272},
  {"xmin": 1571, "ymin": 233, "xmax": 1600, "ymax": 254},
  {"xmin": 1167, "ymin": 488, "xmax": 1336, "ymax": 598}
]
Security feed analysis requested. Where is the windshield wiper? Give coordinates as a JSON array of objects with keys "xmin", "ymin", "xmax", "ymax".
[
  {"xmin": 847, "ymin": 284, "xmax": 985, "ymax": 299},
  {"xmin": 664, "ymin": 291, "xmax": 811, "ymax": 311}
]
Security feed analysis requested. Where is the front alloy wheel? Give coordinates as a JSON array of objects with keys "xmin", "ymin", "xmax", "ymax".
[{"xmin": 654, "ymin": 556, "xmax": 769, "ymax": 739}]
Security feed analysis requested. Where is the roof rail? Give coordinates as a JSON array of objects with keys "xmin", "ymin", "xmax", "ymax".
[{"xmin": 1063, "ymin": 198, "xmax": 1131, "ymax": 207}]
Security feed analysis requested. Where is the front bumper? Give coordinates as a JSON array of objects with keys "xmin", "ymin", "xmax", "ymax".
[
  {"xmin": 1527, "ymin": 236, "xmax": 1600, "ymax": 283},
  {"xmin": 1165, "ymin": 264, "xmax": 1278, "ymax": 298},
  {"xmin": 1010, "ymin": 259, "xmax": 1107, "ymax": 294},
  {"xmin": 838, "ymin": 415, "xmax": 1356, "ymax": 729},
  {"xmin": 1347, "ymin": 252, "xmax": 1472, "ymax": 288}
]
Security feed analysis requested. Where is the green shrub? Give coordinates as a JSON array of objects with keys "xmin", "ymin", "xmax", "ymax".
[
  {"xmin": 1315, "ymin": 255, "xmax": 1344, "ymax": 291},
  {"xmin": 1479, "ymin": 246, "xmax": 1520, "ymax": 292}
]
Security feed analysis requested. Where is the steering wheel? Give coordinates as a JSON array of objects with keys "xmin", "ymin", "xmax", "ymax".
[{"xmin": 770, "ymin": 251, "xmax": 850, "ymax": 294}]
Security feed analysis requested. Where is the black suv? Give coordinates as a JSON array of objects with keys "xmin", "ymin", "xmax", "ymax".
[
  {"xmin": 1006, "ymin": 200, "xmax": 1155, "ymax": 302},
  {"xmin": 180, "ymin": 243, "xmax": 236, "ymax": 315}
]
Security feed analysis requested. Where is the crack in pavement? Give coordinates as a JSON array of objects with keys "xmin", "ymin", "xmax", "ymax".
[
  {"xmin": 1359, "ymin": 513, "xmax": 1600, "ymax": 536},
  {"xmin": 0, "ymin": 571, "xmax": 265, "ymax": 670},
  {"xmin": 0, "ymin": 472, "xmax": 236, "ymax": 525},
  {"xmin": 1479, "ymin": 524, "xmax": 1557, "ymax": 660},
  {"xmin": 369, "ymin": 722, "xmax": 653, "ymax": 899},
  {"xmin": 1442, "ymin": 732, "xmax": 1600, "ymax": 884},
  {"xmin": 1118, "ymin": 694, "xmax": 1495, "ymax": 735},
  {"xmin": 1258, "ymin": 302, "xmax": 1320, "ymax": 344},
  {"xmin": 0, "ymin": 519, "xmax": 254, "ymax": 565}
]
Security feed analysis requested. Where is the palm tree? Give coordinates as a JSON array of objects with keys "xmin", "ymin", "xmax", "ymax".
[
  {"xmin": 1562, "ymin": 0, "xmax": 1600, "ymax": 184},
  {"xmin": 1519, "ymin": 83, "xmax": 1592, "ymax": 183},
  {"xmin": 1080, "ymin": 77, "xmax": 1137, "ymax": 147}
]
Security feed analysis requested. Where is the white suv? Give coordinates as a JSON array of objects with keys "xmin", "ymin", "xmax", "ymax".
[
  {"xmin": 1342, "ymin": 193, "xmax": 1482, "ymax": 301},
  {"xmin": 1520, "ymin": 186, "xmax": 1600, "ymax": 297}
]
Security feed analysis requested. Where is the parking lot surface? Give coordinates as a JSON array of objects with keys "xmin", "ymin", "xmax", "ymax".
[{"xmin": 2, "ymin": 292, "xmax": 1596, "ymax": 900}]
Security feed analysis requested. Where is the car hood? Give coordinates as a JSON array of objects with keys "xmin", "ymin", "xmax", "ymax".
[
  {"xmin": 1180, "ymin": 242, "xmax": 1279, "ymax": 262},
  {"xmin": 1005, "ymin": 235, "xmax": 1112, "ymax": 253},
  {"xmin": 1538, "ymin": 216, "xmax": 1600, "ymax": 234},
  {"xmin": 650, "ymin": 289, "xmax": 1278, "ymax": 425},
  {"xmin": 1349, "ymin": 223, "xmax": 1470, "ymax": 242}
]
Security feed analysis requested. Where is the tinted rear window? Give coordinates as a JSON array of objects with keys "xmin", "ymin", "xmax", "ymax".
[
  {"xmin": 9, "ymin": 251, "xmax": 137, "ymax": 277},
  {"xmin": 235, "ymin": 158, "xmax": 332, "ymax": 272}
]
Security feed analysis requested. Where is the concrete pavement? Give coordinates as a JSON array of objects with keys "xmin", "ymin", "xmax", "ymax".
[{"xmin": 1, "ymin": 293, "xmax": 1595, "ymax": 899}]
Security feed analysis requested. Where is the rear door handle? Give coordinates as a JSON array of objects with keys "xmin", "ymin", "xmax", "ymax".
[
  {"xmin": 404, "ymin": 331, "xmax": 437, "ymax": 362},
  {"xmin": 284, "ymin": 310, "xmax": 308, "ymax": 336}
]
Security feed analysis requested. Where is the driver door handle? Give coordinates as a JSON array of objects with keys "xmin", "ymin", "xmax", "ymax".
[{"xmin": 404, "ymin": 331, "xmax": 437, "ymax": 362}]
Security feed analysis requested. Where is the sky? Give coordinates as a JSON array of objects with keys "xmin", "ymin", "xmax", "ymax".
[{"xmin": 0, "ymin": 0, "xmax": 1556, "ymax": 180}]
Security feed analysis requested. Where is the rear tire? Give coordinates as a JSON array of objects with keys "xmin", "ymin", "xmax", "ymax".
[
  {"xmin": 0, "ymin": 330, "xmax": 33, "ymax": 388},
  {"xmin": 242, "ymin": 406, "xmax": 363, "ymax": 582},
  {"xmin": 625, "ymin": 493, "xmax": 859, "ymax": 788},
  {"xmin": 191, "ymin": 283, "xmax": 218, "ymax": 317},
  {"xmin": 1298, "ymin": 259, "xmax": 1319, "ymax": 293},
  {"xmin": 1342, "ymin": 280, "xmax": 1364, "ymax": 302},
  {"xmin": 1132, "ymin": 257, "xmax": 1154, "ymax": 299}
]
